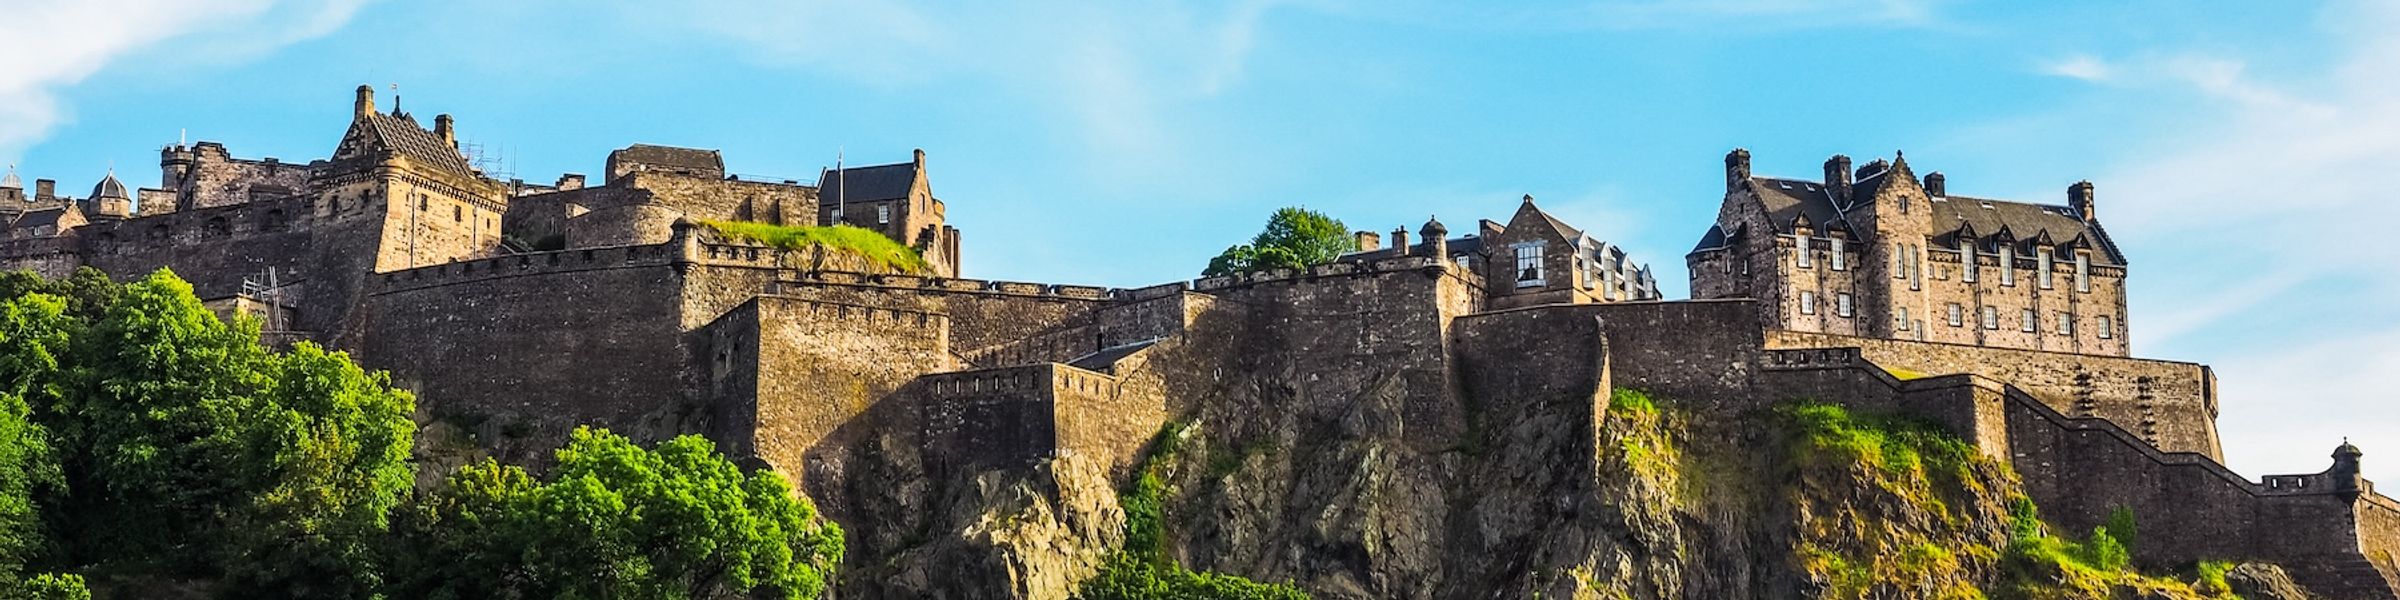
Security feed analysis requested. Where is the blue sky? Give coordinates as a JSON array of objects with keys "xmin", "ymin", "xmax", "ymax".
[{"xmin": 4, "ymin": 0, "xmax": 2397, "ymax": 482}]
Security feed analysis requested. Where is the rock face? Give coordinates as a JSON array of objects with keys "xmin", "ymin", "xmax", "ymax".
[
  {"xmin": 2227, "ymin": 564, "xmax": 2317, "ymax": 600},
  {"xmin": 835, "ymin": 377, "xmax": 2265, "ymax": 599}
]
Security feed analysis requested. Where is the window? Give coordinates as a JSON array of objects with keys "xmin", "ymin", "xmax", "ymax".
[
  {"xmin": 453, "ymin": 205, "xmax": 464, "ymax": 223},
  {"xmin": 2099, "ymin": 315, "xmax": 2114, "ymax": 339},
  {"xmin": 1893, "ymin": 244, "xmax": 1907, "ymax": 279},
  {"xmin": 1947, "ymin": 303, "xmax": 1964, "ymax": 327},
  {"xmin": 1453, "ymin": 254, "xmax": 1471, "ymax": 269},
  {"xmin": 2074, "ymin": 253, "xmax": 2091, "ymax": 292},
  {"xmin": 418, "ymin": 197, "xmax": 428, "ymax": 211},
  {"xmin": 1513, "ymin": 243, "xmax": 1545, "ymax": 287},
  {"xmin": 1981, "ymin": 306, "xmax": 1999, "ymax": 330},
  {"xmin": 877, "ymin": 204, "xmax": 892, "ymax": 224},
  {"xmin": 1896, "ymin": 307, "xmax": 1911, "ymax": 330},
  {"xmin": 2057, "ymin": 312, "xmax": 2075, "ymax": 335},
  {"xmin": 1830, "ymin": 243, "xmax": 1846, "ymax": 271},
  {"xmin": 2038, "ymin": 249, "xmax": 2054, "ymax": 289},
  {"xmin": 1836, "ymin": 293, "xmax": 1853, "ymax": 317},
  {"xmin": 2000, "ymin": 249, "xmax": 2015, "ymax": 286},
  {"xmin": 1796, "ymin": 237, "xmax": 1812, "ymax": 268},
  {"xmin": 1960, "ymin": 240, "xmax": 1977, "ymax": 282},
  {"xmin": 1800, "ymin": 291, "xmax": 1817, "ymax": 315},
  {"xmin": 2021, "ymin": 309, "xmax": 2038, "ymax": 332}
]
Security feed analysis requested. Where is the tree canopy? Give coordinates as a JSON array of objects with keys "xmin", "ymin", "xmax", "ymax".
[
  {"xmin": 1202, "ymin": 208, "xmax": 1353, "ymax": 277},
  {"xmin": 0, "ymin": 267, "xmax": 843, "ymax": 599}
]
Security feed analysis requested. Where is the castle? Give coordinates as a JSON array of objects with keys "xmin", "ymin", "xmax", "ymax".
[{"xmin": 4, "ymin": 87, "xmax": 2397, "ymax": 598}]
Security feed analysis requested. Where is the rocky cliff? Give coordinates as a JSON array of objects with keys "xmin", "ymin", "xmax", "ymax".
[{"xmin": 831, "ymin": 379, "xmax": 2312, "ymax": 599}]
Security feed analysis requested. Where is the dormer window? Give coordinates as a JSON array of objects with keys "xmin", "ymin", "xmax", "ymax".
[
  {"xmin": 1959, "ymin": 239, "xmax": 1977, "ymax": 283},
  {"xmin": 1830, "ymin": 242, "xmax": 1846, "ymax": 271},
  {"xmin": 1795, "ymin": 237, "xmax": 1812, "ymax": 268},
  {"xmin": 2038, "ymin": 249, "xmax": 2055, "ymax": 289},
  {"xmin": 2074, "ymin": 253, "xmax": 2091, "ymax": 292},
  {"xmin": 1513, "ymin": 242, "xmax": 1545, "ymax": 287},
  {"xmin": 2000, "ymin": 248, "xmax": 2015, "ymax": 287}
]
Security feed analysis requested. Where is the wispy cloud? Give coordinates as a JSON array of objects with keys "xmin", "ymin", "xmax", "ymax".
[
  {"xmin": 2040, "ymin": 55, "xmax": 2112, "ymax": 82},
  {"xmin": 0, "ymin": 0, "xmax": 374, "ymax": 158},
  {"xmin": 654, "ymin": 1, "xmax": 1286, "ymax": 160},
  {"xmin": 2085, "ymin": 1, "xmax": 2400, "ymax": 482}
]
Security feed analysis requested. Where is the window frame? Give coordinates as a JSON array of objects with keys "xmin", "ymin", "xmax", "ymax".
[
  {"xmin": 2021, "ymin": 308, "xmax": 2038, "ymax": 332},
  {"xmin": 1799, "ymin": 291, "xmax": 1817, "ymax": 315},
  {"xmin": 1836, "ymin": 292, "xmax": 1853, "ymax": 317},
  {"xmin": 1512, "ymin": 242, "xmax": 1547, "ymax": 287},
  {"xmin": 1947, "ymin": 303, "xmax": 1964, "ymax": 327},
  {"xmin": 2098, "ymin": 315, "xmax": 2114, "ymax": 339},
  {"xmin": 1981, "ymin": 306, "xmax": 1999, "ymax": 330},
  {"xmin": 2057, "ymin": 312, "xmax": 2075, "ymax": 335}
]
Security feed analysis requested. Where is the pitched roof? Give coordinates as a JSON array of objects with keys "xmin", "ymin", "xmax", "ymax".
[
  {"xmin": 1749, "ymin": 177, "xmax": 1851, "ymax": 232},
  {"xmin": 12, "ymin": 206, "xmax": 69, "ymax": 230},
  {"xmin": 1934, "ymin": 195, "xmax": 2127, "ymax": 265},
  {"xmin": 612, "ymin": 144, "xmax": 724, "ymax": 175},
  {"xmin": 355, "ymin": 112, "xmax": 476, "ymax": 178},
  {"xmin": 816, "ymin": 162, "xmax": 916, "ymax": 205}
]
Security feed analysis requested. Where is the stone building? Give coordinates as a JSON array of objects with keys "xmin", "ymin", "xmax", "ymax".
[
  {"xmin": 1690, "ymin": 149, "xmax": 2130, "ymax": 356},
  {"xmin": 1344, "ymin": 194, "xmax": 1660, "ymax": 308},
  {"xmin": 816, "ymin": 150, "xmax": 962, "ymax": 277}
]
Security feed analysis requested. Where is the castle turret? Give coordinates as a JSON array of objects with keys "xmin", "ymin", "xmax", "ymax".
[
  {"xmin": 1419, "ymin": 216, "xmax": 1448, "ymax": 258},
  {"xmin": 1725, "ymin": 148, "xmax": 1751, "ymax": 193},
  {"xmin": 0, "ymin": 165, "xmax": 19, "ymax": 190},
  {"xmin": 1823, "ymin": 154, "xmax": 1853, "ymax": 204},
  {"xmin": 2333, "ymin": 439, "xmax": 2365, "ymax": 500},
  {"xmin": 87, "ymin": 171, "xmax": 131, "ymax": 220},
  {"xmin": 2069, "ymin": 180, "xmax": 2097, "ymax": 222}
]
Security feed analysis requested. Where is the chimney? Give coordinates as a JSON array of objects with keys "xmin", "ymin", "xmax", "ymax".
[
  {"xmin": 1353, "ymin": 230, "xmax": 1382, "ymax": 253},
  {"xmin": 34, "ymin": 179, "xmax": 54, "ymax": 200},
  {"xmin": 1724, "ymin": 148, "xmax": 1751, "ymax": 193},
  {"xmin": 354, "ymin": 84, "xmax": 375, "ymax": 118},
  {"xmin": 913, "ymin": 148, "xmax": 927, "ymax": 169},
  {"xmin": 1419, "ymin": 216, "xmax": 1449, "ymax": 258},
  {"xmin": 1923, "ymin": 172, "xmax": 1946, "ymax": 197},
  {"xmin": 435, "ymin": 114, "xmax": 456, "ymax": 147},
  {"xmin": 1823, "ymin": 155, "xmax": 1853, "ymax": 203},
  {"xmin": 1389, "ymin": 227, "xmax": 1410, "ymax": 258},
  {"xmin": 556, "ymin": 173, "xmax": 586, "ymax": 191},
  {"xmin": 2068, "ymin": 180, "xmax": 2097, "ymax": 222}
]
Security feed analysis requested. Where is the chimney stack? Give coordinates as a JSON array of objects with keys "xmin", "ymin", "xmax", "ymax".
[
  {"xmin": 1923, "ymin": 172, "xmax": 1946, "ymax": 197},
  {"xmin": 354, "ymin": 84, "xmax": 375, "ymax": 118},
  {"xmin": 1353, "ymin": 230, "xmax": 1381, "ymax": 253},
  {"xmin": 34, "ymin": 179, "xmax": 54, "ymax": 200},
  {"xmin": 2068, "ymin": 180, "xmax": 2097, "ymax": 222},
  {"xmin": 1389, "ymin": 227, "xmax": 1410, "ymax": 258},
  {"xmin": 1823, "ymin": 155, "xmax": 1853, "ymax": 203},
  {"xmin": 557, "ymin": 174, "xmax": 586, "ymax": 191},
  {"xmin": 1725, "ymin": 148, "xmax": 1752, "ymax": 193},
  {"xmin": 435, "ymin": 114, "xmax": 456, "ymax": 147}
]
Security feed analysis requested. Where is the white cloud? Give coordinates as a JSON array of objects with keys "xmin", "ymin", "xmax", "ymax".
[
  {"xmin": 0, "ymin": 0, "xmax": 372, "ymax": 158},
  {"xmin": 2091, "ymin": 1, "xmax": 2400, "ymax": 483},
  {"xmin": 1466, "ymin": 0, "xmax": 1946, "ymax": 31},
  {"xmin": 2040, "ymin": 55, "xmax": 2112, "ymax": 82},
  {"xmin": 654, "ymin": 1, "xmax": 1286, "ymax": 159}
]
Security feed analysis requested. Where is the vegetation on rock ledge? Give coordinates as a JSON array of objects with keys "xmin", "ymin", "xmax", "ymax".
[
  {"xmin": 1077, "ymin": 420, "xmax": 1309, "ymax": 600},
  {"xmin": 702, "ymin": 220, "xmax": 932, "ymax": 274}
]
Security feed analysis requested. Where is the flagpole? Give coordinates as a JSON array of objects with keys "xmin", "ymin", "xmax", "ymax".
[{"xmin": 837, "ymin": 147, "xmax": 846, "ymax": 226}]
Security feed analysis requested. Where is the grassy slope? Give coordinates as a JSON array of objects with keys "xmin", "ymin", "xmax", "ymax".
[{"xmin": 701, "ymin": 221, "xmax": 932, "ymax": 274}]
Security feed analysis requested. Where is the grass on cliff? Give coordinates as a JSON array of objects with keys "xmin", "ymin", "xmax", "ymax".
[
  {"xmin": 1077, "ymin": 420, "xmax": 1309, "ymax": 600},
  {"xmin": 700, "ymin": 220, "xmax": 931, "ymax": 273}
]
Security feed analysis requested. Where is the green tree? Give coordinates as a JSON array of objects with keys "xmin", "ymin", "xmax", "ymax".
[
  {"xmin": 1202, "ymin": 208, "xmax": 1352, "ymax": 277},
  {"xmin": 15, "ymin": 572, "xmax": 87, "ymax": 600},
  {"xmin": 386, "ymin": 428, "xmax": 844, "ymax": 600},
  {"xmin": 214, "ymin": 343, "xmax": 417, "ymax": 597},
  {"xmin": 0, "ymin": 295, "xmax": 68, "ymax": 582}
]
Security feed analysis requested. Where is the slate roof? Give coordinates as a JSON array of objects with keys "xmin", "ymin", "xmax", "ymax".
[
  {"xmin": 613, "ymin": 144, "xmax": 724, "ymax": 174},
  {"xmin": 89, "ymin": 172, "xmax": 127, "ymax": 199},
  {"xmin": 12, "ymin": 207, "xmax": 68, "ymax": 230},
  {"xmin": 1935, "ymin": 195, "xmax": 2127, "ymax": 265},
  {"xmin": 356, "ymin": 112, "xmax": 475, "ymax": 178},
  {"xmin": 817, "ymin": 162, "xmax": 917, "ymax": 205},
  {"xmin": 1068, "ymin": 339, "xmax": 1159, "ymax": 371},
  {"xmin": 1741, "ymin": 174, "xmax": 2124, "ymax": 266}
]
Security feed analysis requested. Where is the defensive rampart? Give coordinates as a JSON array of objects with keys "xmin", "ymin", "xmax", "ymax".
[{"xmin": 1765, "ymin": 329, "xmax": 2220, "ymax": 458}]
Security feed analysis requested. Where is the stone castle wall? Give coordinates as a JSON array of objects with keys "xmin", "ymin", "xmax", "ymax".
[
  {"xmin": 164, "ymin": 143, "xmax": 312, "ymax": 210},
  {"xmin": 707, "ymin": 294, "xmax": 951, "ymax": 488},
  {"xmin": 77, "ymin": 198, "xmax": 317, "ymax": 300},
  {"xmin": 1764, "ymin": 329, "xmax": 2219, "ymax": 458}
]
